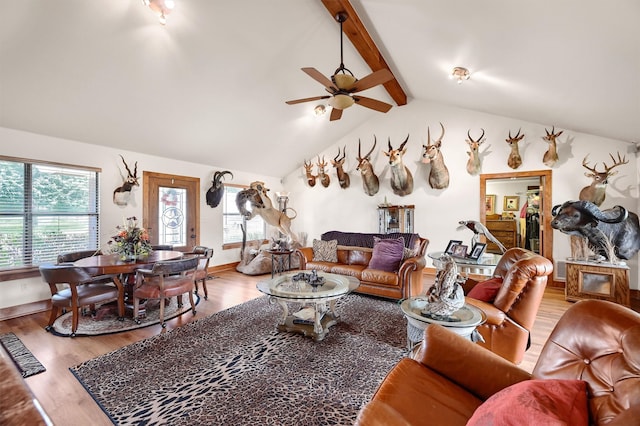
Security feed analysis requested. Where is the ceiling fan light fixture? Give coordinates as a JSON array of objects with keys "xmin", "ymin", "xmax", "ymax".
[
  {"xmin": 329, "ymin": 94, "xmax": 355, "ymax": 110},
  {"xmin": 451, "ymin": 67, "xmax": 470, "ymax": 84},
  {"xmin": 332, "ymin": 73, "xmax": 357, "ymax": 90}
]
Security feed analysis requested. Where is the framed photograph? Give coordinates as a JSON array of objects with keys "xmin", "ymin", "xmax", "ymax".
[
  {"xmin": 485, "ymin": 194, "xmax": 496, "ymax": 215},
  {"xmin": 451, "ymin": 244, "xmax": 468, "ymax": 258},
  {"xmin": 445, "ymin": 240, "xmax": 463, "ymax": 255},
  {"xmin": 503, "ymin": 195, "xmax": 520, "ymax": 211},
  {"xmin": 468, "ymin": 243, "xmax": 487, "ymax": 260}
]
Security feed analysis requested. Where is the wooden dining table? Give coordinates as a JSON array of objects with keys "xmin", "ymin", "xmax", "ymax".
[{"xmin": 73, "ymin": 250, "xmax": 184, "ymax": 316}]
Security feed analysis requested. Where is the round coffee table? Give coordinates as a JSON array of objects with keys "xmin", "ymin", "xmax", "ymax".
[
  {"xmin": 257, "ymin": 272, "xmax": 360, "ymax": 341},
  {"xmin": 400, "ymin": 297, "xmax": 486, "ymax": 352}
]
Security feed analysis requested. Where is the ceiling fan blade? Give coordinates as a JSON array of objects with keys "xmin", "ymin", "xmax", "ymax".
[
  {"xmin": 301, "ymin": 67, "xmax": 337, "ymax": 91},
  {"xmin": 286, "ymin": 95, "xmax": 331, "ymax": 105},
  {"xmin": 329, "ymin": 107, "xmax": 343, "ymax": 121},
  {"xmin": 351, "ymin": 69, "xmax": 394, "ymax": 93},
  {"xmin": 353, "ymin": 96, "xmax": 393, "ymax": 113}
]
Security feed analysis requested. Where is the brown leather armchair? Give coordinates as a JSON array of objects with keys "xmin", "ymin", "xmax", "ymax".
[
  {"xmin": 464, "ymin": 247, "xmax": 553, "ymax": 364},
  {"xmin": 356, "ymin": 299, "xmax": 640, "ymax": 426}
]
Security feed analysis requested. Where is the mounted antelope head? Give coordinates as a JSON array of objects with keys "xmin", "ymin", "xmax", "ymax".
[
  {"xmin": 356, "ymin": 137, "xmax": 380, "ymax": 196},
  {"xmin": 465, "ymin": 128, "xmax": 486, "ymax": 175},
  {"xmin": 330, "ymin": 146, "xmax": 350, "ymax": 189},
  {"xmin": 316, "ymin": 155, "xmax": 330, "ymax": 188},
  {"xmin": 579, "ymin": 151, "xmax": 628, "ymax": 206},
  {"xmin": 542, "ymin": 126, "xmax": 563, "ymax": 167},
  {"xmin": 506, "ymin": 129, "xmax": 525, "ymax": 169},
  {"xmin": 303, "ymin": 160, "xmax": 316, "ymax": 187},
  {"xmin": 421, "ymin": 122, "xmax": 449, "ymax": 189},
  {"xmin": 384, "ymin": 135, "xmax": 413, "ymax": 196},
  {"xmin": 113, "ymin": 155, "xmax": 139, "ymax": 206}
]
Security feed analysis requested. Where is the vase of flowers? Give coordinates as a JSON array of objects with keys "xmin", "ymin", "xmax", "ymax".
[{"xmin": 109, "ymin": 216, "xmax": 152, "ymax": 261}]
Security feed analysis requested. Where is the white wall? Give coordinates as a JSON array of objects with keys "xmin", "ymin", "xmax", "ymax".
[
  {"xmin": 0, "ymin": 126, "xmax": 282, "ymax": 308},
  {"xmin": 282, "ymin": 99, "xmax": 639, "ymax": 289}
]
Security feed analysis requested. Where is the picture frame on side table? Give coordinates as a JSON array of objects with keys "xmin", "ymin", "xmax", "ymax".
[
  {"xmin": 452, "ymin": 244, "xmax": 468, "ymax": 258},
  {"xmin": 468, "ymin": 243, "xmax": 487, "ymax": 260},
  {"xmin": 504, "ymin": 195, "xmax": 520, "ymax": 211},
  {"xmin": 445, "ymin": 240, "xmax": 463, "ymax": 255}
]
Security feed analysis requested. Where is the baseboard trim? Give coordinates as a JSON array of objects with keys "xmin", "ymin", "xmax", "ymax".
[{"xmin": 0, "ymin": 300, "xmax": 50, "ymax": 321}]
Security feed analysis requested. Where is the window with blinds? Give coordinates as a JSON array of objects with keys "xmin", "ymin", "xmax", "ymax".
[
  {"xmin": 0, "ymin": 157, "xmax": 100, "ymax": 270},
  {"xmin": 222, "ymin": 184, "xmax": 266, "ymax": 247}
]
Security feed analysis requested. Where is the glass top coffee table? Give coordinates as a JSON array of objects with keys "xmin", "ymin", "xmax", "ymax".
[
  {"xmin": 428, "ymin": 251, "xmax": 502, "ymax": 277},
  {"xmin": 257, "ymin": 271, "xmax": 360, "ymax": 341}
]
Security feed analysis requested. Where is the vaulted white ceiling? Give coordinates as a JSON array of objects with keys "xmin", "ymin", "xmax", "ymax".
[{"xmin": 1, "ymin": 1, "xmax": 638, "ymax": 177}]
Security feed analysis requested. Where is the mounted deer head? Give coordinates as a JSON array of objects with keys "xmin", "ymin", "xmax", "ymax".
[
  {"xmin": 579, "ymin": 151, "xmax": 628, "ymax": 206},
  {"xmin": 113, "ymin": 155, "xmax": 139, "ymax": 206},
  {"xmin": 384, "ymin": 135, "xmax": 413, "ymax": 196},
  {"xmin": 303, "ymin": 160, "xmax": 317, "ymax": 187},
  {"xmin": 542, "ymin": 126, "xmax": 563, "ymax": 167},
  {"xmin": 506, "ymin": 129, "xmax": 525, "ymax": 169},
  {"xmin": 330, "ymin": 146, "xmax": 350, "ymax": 189},
  {"xmin": 421, "ymin": 122, "xmax": 449, "ymax": 189},
  {"xmin": 465, "ymin": 128, "xmax": 486, "ymax": 175},
  {"xmin": 316, "ymin": 155, "xmax": 330, "ymax": 188},
  {"xmin": 356, "ymin": 137, "xmax": 380, "ymax": 196}
]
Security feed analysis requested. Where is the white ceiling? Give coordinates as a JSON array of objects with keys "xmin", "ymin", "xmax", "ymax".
[{"xmin": 1, "ymin": 1, "xmax": 638, "ymax": 178}]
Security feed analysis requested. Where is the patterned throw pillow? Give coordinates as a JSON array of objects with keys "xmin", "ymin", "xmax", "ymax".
[
  {"xmin": 402, "ymin": 247, "xmax": 417, "ymax": 260},
  {"xmin": 312, "ymin": 239, "xmax": 338, "ymax": 262}
]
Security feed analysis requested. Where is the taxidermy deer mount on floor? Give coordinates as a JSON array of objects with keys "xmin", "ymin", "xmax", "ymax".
[
  {"xmin": 206, "ymin": 170, "xmax": 233, "ymax": 208},
  {"xmin": 113, "ymin": 155, "xmax": 139, "ymax": 206},
  {"xmin": 384, "ymin": 135, "xmax": 413, "ymax": 196},
  {"xmin": 421, "ymin": 122, "xmax": 450, "ymax": 189}
]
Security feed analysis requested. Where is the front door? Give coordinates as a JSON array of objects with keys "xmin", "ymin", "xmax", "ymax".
[{"xmin": 143, "ymin": 172, "xmax": 199, "ymax": 251}]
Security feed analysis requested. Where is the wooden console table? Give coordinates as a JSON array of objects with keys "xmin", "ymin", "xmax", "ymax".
[{"xmin": 565, "ymin": 260, "xmax": 630, "ymax": 307}]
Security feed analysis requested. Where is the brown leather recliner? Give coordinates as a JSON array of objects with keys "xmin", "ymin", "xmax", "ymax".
[
  {"xmin": 356, "ymin": 299, "xmax": 640, "ymax": 426},
  {"xmin": 464, "ymin": 247, "xmax": 553, "ymax": 364}
]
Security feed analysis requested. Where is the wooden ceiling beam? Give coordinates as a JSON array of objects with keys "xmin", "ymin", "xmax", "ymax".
[{"xmin": 321, "ymin": 0, "xmax": 407, "ymax": 106}]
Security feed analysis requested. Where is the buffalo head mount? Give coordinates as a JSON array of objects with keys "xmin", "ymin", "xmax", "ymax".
[{"xmin": 206, "ymin": 170, "xmax": 233, "ymax": 208}]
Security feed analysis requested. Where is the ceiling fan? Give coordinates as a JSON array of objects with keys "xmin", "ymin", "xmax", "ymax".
[{"xmin": 285, "ymin": 12, "xmax": 394, "ymax": 121}]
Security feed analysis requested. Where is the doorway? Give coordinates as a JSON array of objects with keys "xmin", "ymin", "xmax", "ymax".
[
  {"xmin": 143, "ymin": 172, "xmax": 200, "ymax": 251},
  {"xmin": 480, "ymin": 170, "xmax": 553, "ymax": 262}
]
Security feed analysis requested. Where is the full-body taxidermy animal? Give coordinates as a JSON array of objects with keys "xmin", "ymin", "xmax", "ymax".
[
  {"xmin": 206, "ymin": 170, "xmax": 233, "ymax": 208},
  {"xmin": 458, "ymin": 220, "xmax": 507, "ymax": 253},
  {"xmin": 422, "ymin": 255, "xmax": 465, "ymax": 318}
]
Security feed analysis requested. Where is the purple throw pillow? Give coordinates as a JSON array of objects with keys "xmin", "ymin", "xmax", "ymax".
[{"xmin": 368, "ymin": 237, "xmax": 405, "ymax": 272}]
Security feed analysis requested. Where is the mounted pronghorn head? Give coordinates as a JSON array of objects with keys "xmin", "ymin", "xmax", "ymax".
[
  {"xmin": 330, "ymin": 146, "xmax": 350, "ymax": 189},
  {"xmin": 505, "ymin": 128, "xmax": 525, "ymax": 169},
  {"xmin": 421, "ymin": 122, "xmax": 449, "ymax": 189},
  {"xmin": 579, "ymin": 151, "xmax": 628, "ymax": 206},
  {"xmin": 113, "ymin": 155, "xmax": 139, "ymax": 206},
  {"xmin": 542, "ymin": 126, "xmax": 563, "ymax": 167},
  {"xmin": 303, "ymin": 160, "xmax": 316, "ymax": 187},
  {"xmin": 465, "ymin": 128, "xmax": 486, "ymax": 175},
  {"xmin": 384, "ymin": 135, "xmax": 413, "ymax": 196},
  {"xmin": 356, "ymin": 137, "xmax": 380, "ymax": 196},
  {"xmin": 316, "ymin": 155, "xmax": 330, "ymax": 188}
]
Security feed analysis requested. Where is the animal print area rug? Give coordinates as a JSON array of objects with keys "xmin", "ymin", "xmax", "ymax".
[{"xmin": 70, "ymin": 294, "xmax": 407, "ymax": 425}]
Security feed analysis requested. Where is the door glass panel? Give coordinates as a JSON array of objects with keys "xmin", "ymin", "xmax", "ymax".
[{"xmin": 158, "ymin": 187, "xmax": 186, "ymax": 246}]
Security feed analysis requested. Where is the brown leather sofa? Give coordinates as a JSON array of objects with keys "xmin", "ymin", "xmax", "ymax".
[
  {"xmin": 356, "ymin": 299, "xmax": 640, "ymax": 426},
  {"xmin": 463, "ymin": 247, "xmax": 553, "ymax": 364},
  {"xmin": 295, "ymin": 231, "xmax": 428, "ymax": 299}
]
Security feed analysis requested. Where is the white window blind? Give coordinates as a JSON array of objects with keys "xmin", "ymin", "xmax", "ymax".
[
  {"xmin": 0, "ymin": 158, "xmax": 99, "ymax": 270},
  {"xmin": 222, "ymin": 185, "xmax": 266, "ymax": 245}
]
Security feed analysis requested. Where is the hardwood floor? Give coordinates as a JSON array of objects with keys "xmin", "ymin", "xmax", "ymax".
[{"xmin": 0, "ymin": 270, "xmax": 574, "ymax": 425}]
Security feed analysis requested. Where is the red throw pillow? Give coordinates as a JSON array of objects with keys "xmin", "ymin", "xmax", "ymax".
[
  {"xmin": 467, "ymin": 277, "xmax": 503, "ymax": 303},
  {"xmin": 467, "ymin": 379, "xmax": 589, "ymax": 426}
]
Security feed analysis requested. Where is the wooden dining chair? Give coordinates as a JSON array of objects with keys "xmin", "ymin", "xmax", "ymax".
[
  {"xmin": 151, "ymin": 245, "xmax": 173, "ymax": 251},
  {"xmin": 39, "ymin": 265, "xmax": 124, "ymax": 337},
  {"xmin": 56, "ymin": 249, "xmax": 102, "ymax": 264},
  {"xmin": 188, "ymin": 246, "xmax": 214, "ymax": 300},
  {"xmin": 132, "ymin": 256, "xmax": 199, "ymax": 328}
]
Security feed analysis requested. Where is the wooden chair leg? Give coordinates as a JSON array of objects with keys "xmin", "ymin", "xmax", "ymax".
[
  {"xmin": 46, "ymin": 306, "xmax": 61, "ymax": 331},
  {"xmin": 188, "ymin": 291, "xmax": 196, "ymax": 315},
  {"xmin": 133, "ymin": 297, "xmax": 141, "ymax": 324},
  {"xmin": 202, "ymin": 278, "xmax": 208, "ymax": 300},
  {"xmin": 159, "ymin": 297, "xmax": 166, "ymax": 328}
]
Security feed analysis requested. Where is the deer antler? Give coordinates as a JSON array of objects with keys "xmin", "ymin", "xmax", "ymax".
[
  {"xmin": 581, "ymin": 155, "xmax": 599, "ymax": 174},
  {"xmin": 604, "ymin": 151, "xmax": 628, "ymax": 173}
]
